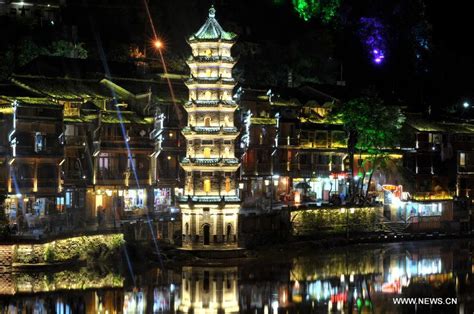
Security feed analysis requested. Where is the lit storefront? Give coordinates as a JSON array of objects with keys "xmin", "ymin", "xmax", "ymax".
[
  {"xmin": 382, "ymin": 184, "xmax": 452, "ymax": 221},
  {"xmin": 292, "ymin": 173, "xmax": 348, "ymax": 203},
  {"xmin": 153, "ymin": 188, "xmax": 172, "ymax": 211},
  {"xmin": 122, "ymin": 189, "xmax": 146, "ymax": 211},
  {"xmin": 4, "ymin": 194, "xmax": 64, "ymax": 225}
]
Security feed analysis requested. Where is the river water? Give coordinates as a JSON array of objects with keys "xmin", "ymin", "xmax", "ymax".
[{"xmin": 0, "ymin": 239, "xmax": 473, "ymax": 313}]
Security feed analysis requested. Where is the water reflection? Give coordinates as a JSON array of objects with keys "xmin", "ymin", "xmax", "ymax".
[{"xmin": 1, "ymin": 240, "xmax": 473, "ymax": 313}]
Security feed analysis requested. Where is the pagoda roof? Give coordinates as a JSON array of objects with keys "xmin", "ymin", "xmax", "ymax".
[
  {"xmin": 189, "ymin": 6, "xmax": 236, "ymax": 42},
  {"xmin": 187, "ymin": 56, "xmax": 236, "ymax": 63},
  {"xmin": 186, "ymin": 76, "xmax": 235, "ymax": 86},
  {"xmin": 184, "ymin": 99, "xmax": 237, "ymax": 107}
]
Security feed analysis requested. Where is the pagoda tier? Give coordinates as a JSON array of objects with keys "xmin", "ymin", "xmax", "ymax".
[
  {"xmin": 183, "ymin": 99, "xmax": 238, "ymax": 111},
  {"xmin": 179, "ymin": 6, "xmax": 241, "ymax": 250}
]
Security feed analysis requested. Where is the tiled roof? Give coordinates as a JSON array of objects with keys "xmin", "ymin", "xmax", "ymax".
[{"xmin": 189, "ymin": 6, "xmax": 236, "ymax": 42}]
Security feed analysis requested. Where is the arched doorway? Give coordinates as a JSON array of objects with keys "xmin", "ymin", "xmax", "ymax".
[
  {"xmin": 203, "ymin": 224, "xmax": 211, "ymax": 245},
  {"xmin": 184, "ymin": 223, "xmax": 189, "ymax": 242},
  {"xmin": 204, "ymin": 117, "xmax": 211, "ymax": 126},
  {"xmin": 226, "ymin": 224, "xmax": 233, "ymax": 243}
]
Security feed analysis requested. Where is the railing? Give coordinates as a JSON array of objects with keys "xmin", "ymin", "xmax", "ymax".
[
  {"xmin": 37, "ymin": 179, "xmax": 58, "ymax": 188},
  {"xmin": 96, "ymin": 169, "xmax": 149, "ymax": 181},
  {"xmin": 100, "ymin": 136, "xmax": 153, "ymax": 149},
  {"xmin": 15, "ymin": 145, "xmax": 63, "ymax": 156},
  {"xmin": 458, "ymin": 165, "xmax": 474, "ymax": 173},
  {"xmin": 65, "ymin": 135, "xmax": 86, "ymax": 147},
  {"xmin": 416, "ymin": 166, "xmax": 433, "ymax": 175}
]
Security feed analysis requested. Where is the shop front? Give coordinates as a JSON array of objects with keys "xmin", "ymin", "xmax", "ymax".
[
  {"xmin": 4, "ymin": 194, "xmax": 64, "ymax": 231},
  {"xmin": 292, "ymin": 174, "xmax": 348, "ymax": 204},
  {"xmin": 153, "ymin": 188, "xmax": 173, "ymax": 212},
  {"xmin": 91, "ymin": 188, "xmax": 148, "ymax": 223}
]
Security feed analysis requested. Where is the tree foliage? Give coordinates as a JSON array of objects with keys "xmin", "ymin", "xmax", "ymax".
[
  {"xmin": 0, "ymin": 39, "xmax": 88, "ymax": 79},
  {"xmin": 49, "ymin": 40, "xmax": 88, "ymax": 59},
  {"xmin": 333, "ymin": 96, "xmax": 405, "ymax": 202}
]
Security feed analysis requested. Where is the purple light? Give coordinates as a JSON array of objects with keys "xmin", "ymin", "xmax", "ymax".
[
  {"xmin": 372, "ymin": 49, "xmax": 384, "ymax": 64},
  {"xmin": 359, "ymin": 17, "xmax": 387, "ymax": 65}
]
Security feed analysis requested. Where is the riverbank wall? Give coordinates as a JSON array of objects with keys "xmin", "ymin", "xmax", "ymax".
[{"xmin": 0, "ymin": 233, "xmax": 124, "ymax": 269}]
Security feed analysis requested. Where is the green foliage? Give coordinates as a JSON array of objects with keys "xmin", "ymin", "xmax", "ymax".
[
  {"xmin": 0, "ymin": 39, "xmax": 87, "ymax": 78},
  {"xmin": 0, "ymin": 48, "xmax": 14, "ymax": 80},
  {"xmin": 331, "ymin": 96, "xmax": 405, "ymax": 199},
  {"xmin": 44, "ymin": 244, "xmax": 56, "ymax": 263},
  {"xmin": 49, "ymin": 40, "xmax": 88, "ymax": 59},
  {"xmin": 293, "ymin": 207, "xmax": 378, "ymax": 235},
  {"xmin": 293, "ymin": 0, "xmax": 320, "ymax": 21},
  {"xmin": 13, "ymin": 268, "xmax": 123, "ymax": 293},
  {"xmin": 13, "ymin": 234, "xmax": 124, "ymax": 264},
  {"xmin": 340, "ymin": 97, "xmax": 405, "ymax": 153},
  {"xmin": 17, "ymin": 38, "xmax": 49, "ymax": 67},
  {"xmin": 292, "ymin": 0, "xmax": 341, "ymax": 23}
]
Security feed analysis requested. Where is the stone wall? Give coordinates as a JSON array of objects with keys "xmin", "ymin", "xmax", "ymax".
[
  {"xmin": 0, "ymin": 233, "xmax": 124, "ymax": 268},
  {"xmin": 291, "ymin": 206, "xmax": 381, "ymax": 237}
]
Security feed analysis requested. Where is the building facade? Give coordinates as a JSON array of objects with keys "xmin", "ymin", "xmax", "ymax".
[{"xmin": 179, "ymin": 7, "xmax": 240, "ymax": 249}]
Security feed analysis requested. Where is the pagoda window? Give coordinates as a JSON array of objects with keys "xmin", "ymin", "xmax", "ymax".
[
  {"xmin": 204, "ymin": 117, "xmax": 211, "ymax": 127},
  {"xmin": 202, "ymin": 140, "xmax": 213, "ymax": 145},
  {"xmin": 205, "ymin": 49, "xmax": 212, "ymax": 57},
  {"xmin": 224, "ymin": 115, "xmax": 230, "ymax": 126},
  {"xmin": 204, "ymin": 179, "xmax": 211, "ymax": 193},
  {"xmin": 204, "ymin": 147, "xmax": 211, "ymax": 158},
  {"xmin": 224, "ymin": 147, "xmax": 230, "ymax": 158},
  {"xmin": 99, "ymin": 153, "xmax": 110, "ymax": 170},
  {"xmin": 225, "ymin": 177, "xmax": 231, "ymax": 192},
  {"xmin": 34, "ymin": 132, "xmax": 46, "ymax": 152},
  {"xmin": 204, "ymin": 91, "xmax": 212, "ymax": 100}
]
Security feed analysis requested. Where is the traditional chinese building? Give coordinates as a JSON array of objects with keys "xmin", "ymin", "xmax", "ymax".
[{"xmin": 179, "ymin": 6, "xmax": 241, "ymax": 249}]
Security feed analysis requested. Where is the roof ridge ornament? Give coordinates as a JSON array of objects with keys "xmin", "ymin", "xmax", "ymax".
[{"xmin": 209, "ymin": 5, "xmax": 216, "ymax": 18}]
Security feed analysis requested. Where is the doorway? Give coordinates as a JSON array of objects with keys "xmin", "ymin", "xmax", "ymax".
[{"xmin": 203, "ymin": 224, "xmax": 210, "ymax": 245}]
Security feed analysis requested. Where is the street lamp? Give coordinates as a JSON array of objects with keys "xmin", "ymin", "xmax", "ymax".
[{"xmin": 154, "ymin": 40, "xmax": 163, "ymax": 50}]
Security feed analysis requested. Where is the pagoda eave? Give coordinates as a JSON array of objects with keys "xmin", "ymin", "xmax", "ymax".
[
  {"xmin": 182, "ymin": 133, "xmax": 239, "ymax": 140},
  {"xmin": 181, "ymin": 164, "xmax": 240, "ymax": 172},
  {"xmin": 183, "ymin": 105, "xmax": 238, "ymax": 112}
]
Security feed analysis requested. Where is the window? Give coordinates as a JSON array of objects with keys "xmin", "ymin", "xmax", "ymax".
[
  {"xmin": 460, "ymin": 152, "xmax": 466, "ymax": 167},
  {"xmin": 65, "ymin": 191, "xmax": 73, "ymax": 208},
  {"xmin": 204, "ymin": 147, "xmax": 211, "ymax": 158},
  {"xmin": 99, "ymin": 153, "xmax": 110, "ymax": 169},
  {"xmin": 35, "ymin": 132, "xmax": 46, "ymax": 152},
  {"xmin": 315, "ymin": 132, "xmax": 328, "ymax": 147},
  {"xmin": 204, "ymin": 117, "xmax": 211, "ymax": 126},
  {"xmin": 204, "ymin": 179, "xmax": 211, "ymax": 193},
  {"xmin": 56, "ymin": 197, "xmax": 65, "ymax": 212},
  {"xmin": 225, "ymin": 177, "xmax": 231, "ymax": 192}
]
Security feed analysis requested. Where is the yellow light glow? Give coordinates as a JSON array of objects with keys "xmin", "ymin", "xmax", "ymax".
[
  {"xmin": 295, "ymin": 191, "xmax": 301, "ymax": 203},
  {"xmin": 154, "ymin": 40, "xmax": 163, "ymax": 49}
]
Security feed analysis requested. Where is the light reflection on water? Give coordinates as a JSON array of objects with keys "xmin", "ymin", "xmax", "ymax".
[{"xmin": 0, "ymin": 240, "xmax": 473, "ymax": 313}]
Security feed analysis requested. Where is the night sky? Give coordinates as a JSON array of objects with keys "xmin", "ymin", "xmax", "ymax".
[{"xmin": 1, "ymin": 0, "xmax": 473, "ymax": 112}]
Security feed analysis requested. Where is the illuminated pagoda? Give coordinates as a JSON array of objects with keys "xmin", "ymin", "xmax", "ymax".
[{"xmin": 179, "ymin": 6, "xmax": 241, "ymax": 250}]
